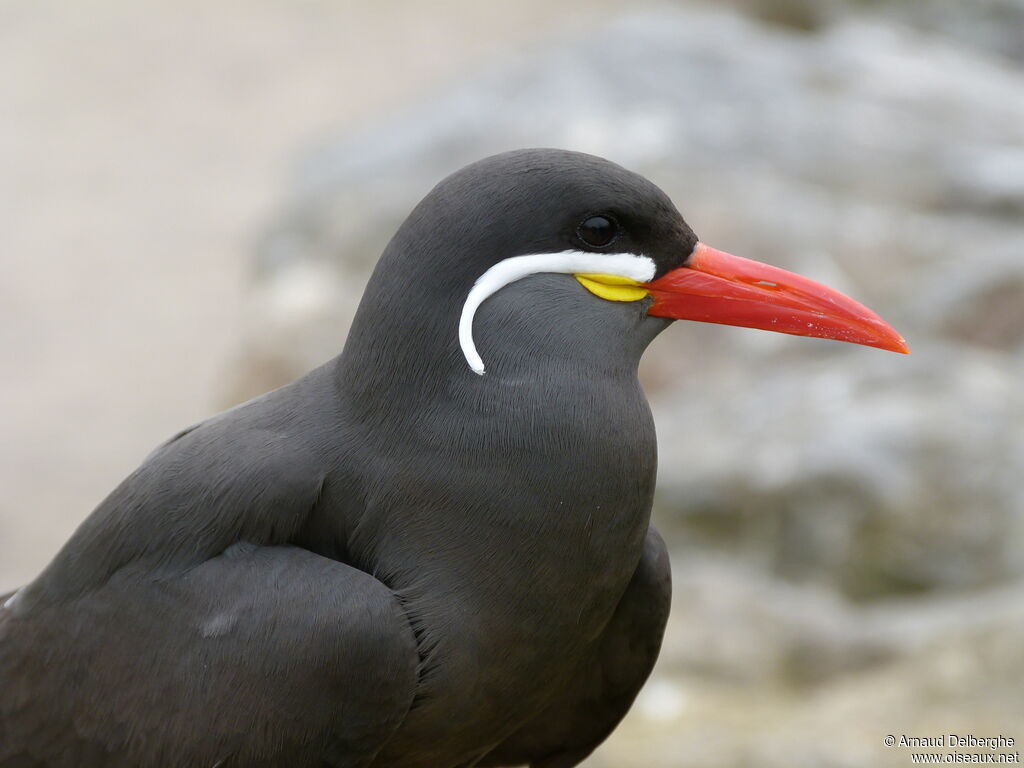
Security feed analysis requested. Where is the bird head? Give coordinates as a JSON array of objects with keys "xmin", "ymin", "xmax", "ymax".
[{"xmin": 350, "ymin": 149, "xmax": 907, "ymax": 384}]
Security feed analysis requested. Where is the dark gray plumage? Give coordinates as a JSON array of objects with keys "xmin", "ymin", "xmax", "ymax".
[{"xmin": 0, "ymin": 149, "xmax": 688, "ymax": 767}]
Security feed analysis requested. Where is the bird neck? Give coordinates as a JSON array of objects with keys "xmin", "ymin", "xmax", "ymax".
[{"xmin": 328, "ymin": 259, "xmax": 663, "ymax": 609}]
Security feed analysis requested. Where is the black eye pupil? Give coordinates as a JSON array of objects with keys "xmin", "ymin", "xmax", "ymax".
[{"xmin": 578, "ymin": 216, "xmax": 617, "ymax": 247}]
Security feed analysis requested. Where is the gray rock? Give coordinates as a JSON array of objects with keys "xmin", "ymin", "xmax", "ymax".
[
  {"xmin": 584, "ymin": 556, "xmax": 1024, "ymax": 767},
  {"xmin": 882, "ymin": 0, "xmax": 1024, "ymax": 65},
  {"xmin": 652, "ymin": 344, "xmax": 1024, "ymax": 596}
]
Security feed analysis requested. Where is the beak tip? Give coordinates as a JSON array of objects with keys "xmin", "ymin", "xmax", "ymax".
[
  {"xmin": 880, "ymin": 338, "xmax": 910, "ymax": 355},
  {"xmin": 884, "ymin": 333, "xmax": 910, "ymax": 355}
]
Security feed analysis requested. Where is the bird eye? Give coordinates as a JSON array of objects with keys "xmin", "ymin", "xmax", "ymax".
[{"xmin": 577, "ymin": 216, "xmax": 618, "ymax": 248}]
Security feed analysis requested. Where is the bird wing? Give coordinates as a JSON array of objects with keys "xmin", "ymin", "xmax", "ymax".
[
  {"xmin": 0, "ymin": 544, "xmax": 419, "ymax": 767},
  {"xmin": 478, "ymin": 526, "xmax": 672, "ymax": 768},
  {"xmin": 0, "ymin": 402, "xmax": 419, "ymax": 767}
]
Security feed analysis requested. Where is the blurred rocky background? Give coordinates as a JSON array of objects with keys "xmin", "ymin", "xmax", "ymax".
[{"xmin": 3, "ymin": 1, "xmax": 1022, "ymax": 766}]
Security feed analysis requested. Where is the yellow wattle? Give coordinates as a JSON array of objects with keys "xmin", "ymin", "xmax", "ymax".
[{"xmin": 575, "ymin": 274, "xmax": 650, "ymax": 303}]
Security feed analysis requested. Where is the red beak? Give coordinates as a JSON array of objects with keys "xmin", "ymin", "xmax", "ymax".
[{"xmin": 644, "ymin": 242, "xmax": 909, "ymax": 354}]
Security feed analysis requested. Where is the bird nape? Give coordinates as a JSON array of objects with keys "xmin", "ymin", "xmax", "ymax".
[{"xmin": 0, "ymin": 149, "xmax": 906, "ymax": 768}]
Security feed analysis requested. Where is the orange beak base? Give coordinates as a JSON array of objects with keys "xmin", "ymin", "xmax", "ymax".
[{"xmin": 644, "ymin": 243, "xmax": 909, "ymax": 354}]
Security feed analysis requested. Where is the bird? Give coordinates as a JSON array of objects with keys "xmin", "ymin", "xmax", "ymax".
[{"xmin": 0, "ymin": 148, "xmax": 906, "ymax": 768}]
